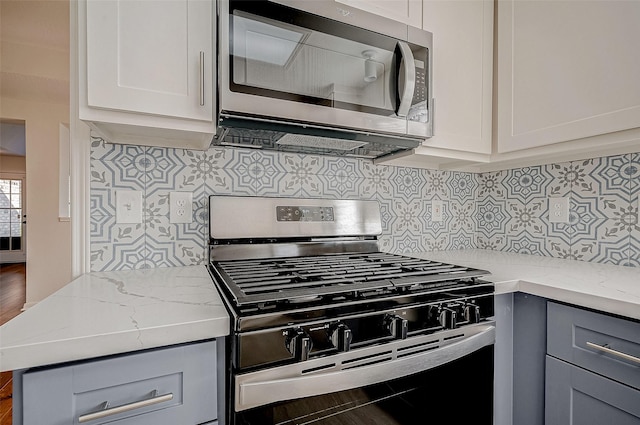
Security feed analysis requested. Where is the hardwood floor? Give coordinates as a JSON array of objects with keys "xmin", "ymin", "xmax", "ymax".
[{"xmin": 0, "ymin": 262, "xmax": 26, "ymax": 425}]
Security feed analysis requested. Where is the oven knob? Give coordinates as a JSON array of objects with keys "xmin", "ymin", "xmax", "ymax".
[
  {"xmin": 384, "ymin": 314, "xmax": 408, "ymax": 340},
  {"xmin": 329, "ymin": 323, "xmax": 353, "ymax": 352},
  {"xmin": 464, "ymin": 303, "xmax": 481, "ymax": 323},
  {"xmin": 439, "ymin": 307, "xmax": 457, "ymax": 329},
  {"xmin": 285, "ymin": 328, "xmax": 313, "ymax": 362}
]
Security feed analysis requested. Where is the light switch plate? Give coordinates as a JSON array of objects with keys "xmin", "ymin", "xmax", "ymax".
[
  {"xmin": 116, "ymin": 190, "xmax": 143, "ymax": 224},
  {"xmin": 432, "ymin": 200, "xmax": 443, "ymax": 222},
  {"xmin": 170, "ymin": 192, "xmax": 193, "ymax": 223},
  {"xmin": 549, "ymin": 196, "xmax": 569, "ymax": 223}
]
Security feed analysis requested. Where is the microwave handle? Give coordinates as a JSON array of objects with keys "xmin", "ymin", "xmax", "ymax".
[{"xmin": 396, "ymin": 41, "xmax": 416, "ymax": 118}]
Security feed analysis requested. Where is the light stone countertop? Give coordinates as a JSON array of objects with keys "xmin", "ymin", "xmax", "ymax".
[
  {"xmin": 2, "ymin": 250, "xmax": 639, "ymax": 373},
  {"xmin": 410, "ymin": 249, "xmax": 640, "ymax": 320},
  {"xmin": 0, "ymin": 265, "xmax": 229, "ymax": 372}
]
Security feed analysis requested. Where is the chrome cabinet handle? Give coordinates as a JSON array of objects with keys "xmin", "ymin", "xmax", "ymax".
[
  {"xmin": 395, "ymin": 41, "xmax": 416, "ymax": 118},
  {"xmin": 586, "ymin": 341, "xmax": 640, "ymax": 365},
  {"xmin": 199, "ymin": 51, "xmax": 205, "ymax": 106},
  {"xmin": 78, "ymin": 390, "xmax": 173, "ymax": 423}
]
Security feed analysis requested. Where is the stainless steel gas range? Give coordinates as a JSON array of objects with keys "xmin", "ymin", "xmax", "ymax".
[{"xmin": 208, "ymin": 196, "xmax": 495, "ymax": 425}]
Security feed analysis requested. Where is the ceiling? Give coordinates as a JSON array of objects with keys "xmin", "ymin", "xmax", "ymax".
[{"xmin": 0, "ymin": 0, "xmax": 70, "ymax": 157}]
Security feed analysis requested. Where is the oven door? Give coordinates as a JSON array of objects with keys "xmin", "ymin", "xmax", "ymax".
[
  {"xmin": 219, "ymin": 0, "xmax": 432, "ymax": 139},
  {"xmin": 232, "ymin": 323, "xmax": 494, "ymax": 425}
]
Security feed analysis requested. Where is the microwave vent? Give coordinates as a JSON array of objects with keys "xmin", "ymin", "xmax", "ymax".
[{"xmin": 276, "ymin": 134, "xmax": 368, "ymax": 152}]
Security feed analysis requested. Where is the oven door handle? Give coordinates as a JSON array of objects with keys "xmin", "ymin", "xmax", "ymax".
[{"xmin": 235, "ymin": 324, "xmax": 495, "ymax": 412}]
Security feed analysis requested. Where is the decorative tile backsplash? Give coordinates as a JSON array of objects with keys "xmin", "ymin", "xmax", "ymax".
[{"xmin": 89, "ymin": 134, "xmax": 639, "ymax": 271}]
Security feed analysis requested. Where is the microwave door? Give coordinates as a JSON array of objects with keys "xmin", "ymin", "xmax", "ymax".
[{"xmin": 226, "ymin": 3, "xmax": 409, "ymax": 134}]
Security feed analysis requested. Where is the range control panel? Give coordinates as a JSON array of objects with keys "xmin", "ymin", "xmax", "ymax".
[{"xmin": 276, "ymin": 206, "xmax": 335, "ymax": 222}]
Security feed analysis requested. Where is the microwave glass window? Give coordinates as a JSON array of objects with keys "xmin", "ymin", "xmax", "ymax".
[{"xmin": 231, "ymin": 10, "xmax": 397, "ymax": 116}]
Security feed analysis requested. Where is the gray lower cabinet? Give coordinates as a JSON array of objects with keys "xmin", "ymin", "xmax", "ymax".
[
  {"xmin": 16, "ymin": 340, "xmax": 218, "ymax": 425},
  {"xmin": 546, "ymin": 356, "xmax": 640, "ymax": 424},
  {"xmin": 545, "ymin": 302, "xmax": 640, "ymax": 424}
]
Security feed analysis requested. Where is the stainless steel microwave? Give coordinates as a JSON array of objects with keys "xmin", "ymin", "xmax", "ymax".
[{"xmin": 214, "ymin": 0, "xmax": 433, "ymax": 160}]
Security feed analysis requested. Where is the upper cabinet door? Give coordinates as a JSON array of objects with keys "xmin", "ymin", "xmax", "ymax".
[
  {"xmin": 422, "ymin": 0, "xmax": 493, "ymax": 155},
  {"xmin": 85, "ymin": 0, "xmax": 213, "ymax": 121},
  {"xmin": 497, "ymin": 0, "xmax": 640, "ymax": 153},
  {"xmin": 335, "ymin": 0, "xmax": 423, "ymax": 28}
]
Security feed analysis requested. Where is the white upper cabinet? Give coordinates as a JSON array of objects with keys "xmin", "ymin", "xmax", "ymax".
[
  {"xmin": 335, "ymin": 0, "xmax": 423, "ymax": 28},
  {"xmin": 421, "ymin": 0, "xmax": 493, "ymax": 156},
  {"xmin": 497, "ymin": 0, "xmax": 640, "ymax": 154},
  {"xmin": 78, "ymin": 0, "xmax": 215, "ymax": 150},
  {"xmin": 380, "ymin": 0, "xmax": 494, "ymax": 169}
]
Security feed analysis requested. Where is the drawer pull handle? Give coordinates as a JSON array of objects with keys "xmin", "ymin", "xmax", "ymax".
[
  {"xmin": 78, "ymin": 390, "xmax": 173, "ymax": 423},
  {"xmin": 586, "ymin": 342, "xmax": 640, "ymax": 365}
]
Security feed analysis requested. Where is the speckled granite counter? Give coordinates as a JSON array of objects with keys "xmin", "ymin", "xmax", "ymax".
[
  {"xmin": 0, "ymin": 266, "xmax": 229, "ymax": 372},
  {"xmin": 411, "ymin": 250, "xmax": 640, "ymax": 320}
]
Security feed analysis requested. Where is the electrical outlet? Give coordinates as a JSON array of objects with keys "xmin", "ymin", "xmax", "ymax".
[
  {"xmin": 432, "ymin": 200, "xmax": 443, "ymax": 222},
  {"xmin": 548, "ymin": 196, "xmax": 569, "ymax": 223},
  {"xmin": 116, "ymin": 190, "xmax": 143, "ymax": 224},
  {"xmin": 170, "ymin": 192, "xmax": 192, "ymax": 224}
]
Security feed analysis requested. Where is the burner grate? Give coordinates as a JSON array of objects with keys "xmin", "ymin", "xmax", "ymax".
[{"xmin": 212, "ymin": 252, "xmax": 489, "ymax": 306}]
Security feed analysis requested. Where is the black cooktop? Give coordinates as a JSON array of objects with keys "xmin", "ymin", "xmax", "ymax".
[{"xmin": 210, "ymin": 252, "xmax": 490, "ymax": 308}]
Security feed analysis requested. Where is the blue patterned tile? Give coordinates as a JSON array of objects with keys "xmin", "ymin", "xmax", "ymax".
[
  {"xmin": 506, "ymin": 232, "xmax": 546, "ymax": 256},
  {"xmin": 201, "ymin": 147, "xmax": 234, "ymax": 195},
  {"xmin": 475, "ymin": 234, "xmax": 507, "ymax": 252},
  {"xmin": 90, "ymin": 223, "xmax": 146, "ymax": 271},
  {"xmin": 391, "ymin": 199, "xmax": 424, "ymax": 235},
  {"xmin": 391, "ymin": 232, "xmax": 424, "ymax": 254},
  {"xmin": 389, "ymin": 167, "xmax": 426, "ymax": 202},
  {"xmin": 505, "ymin": 198, "xmax": 545, "ymax": 237},
  {"xmin": 505, "ymin": 166, "xmax": 552, "ymax": 203},
  {"xmin": 630, "ymin": 153, "xmax": 640, "ymax": 199},
  {"xmin": 449, "ymin": 200, "xmax": 476, "ymax": 234},
  {"xmin": 476, "ymin": 197, "xmax": 508, "ymax": 239},
  {"xmin": 90, "ymin": 156, "xmax": 145, "ymax": 192},
  {"xmin": 146, "ymin": 216, "xmax": 206, "ymax": 267},
  {"xmin": 90, "ymin": 188, "xmax": 114, "ymax": 217},
  {"xmin": 590, "ymin": 154, "xmax": 632, "ymax": 201},
  {"xmin": 477, "ymin": 171, "xmax": 507, "ymax": 200},
  {"xmin": 546, "ymin": 162, "xmax": 573, "ymax": 196},
  {"xmin": 447, "ymin": 229, "xmax": 475, "ymax": 250},
  {"xmin": 88, "ymin": 137, "xmax": 639, "ymax": 270},
  {"xmin": 317, "ymin": 157, "xmax": 365, "ymax": 198},
  {"xmin": 424, "ymin": 169, "xmax": 449, "ymax": 199},
  {"xmin": 446, "ymin": 172, "xmax": 477, "ymax": 201},
  {"xmin": 360, "ymin": 161, "xmax": 394, "ymax": 198},
  {"xmin": 422, "ymin": 233, "xmax": 450, "ymax": 252},
  {"xmin": 568, "ymin": 193, "xmax": 607, "ymax": 242}
]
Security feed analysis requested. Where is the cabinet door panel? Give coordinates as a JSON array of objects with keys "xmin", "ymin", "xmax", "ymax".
[
  {"xmin": 547, "ymin": 302, "xmax": 640, "ymax": 391},
  {"xmin": 335, "ymin": 0, "xmax": 422, "ymax": 28},
  {"xmin": 86, "ymin": 0, "xmax": 212, "ymax": 121},
  {"xmin": 545, "ymin": 356, "xmax": 640, "ymax": 425},
  {"xmin": 422, "ymin": 0, "xmax": 493, "ymax": 154},
  {"xmin": 21, "ymin": 341, "xmax": 217, "ymax": 425},
  {"xmin": 497, "ymin": 0, "xmax": 640, "ymax": 153}
]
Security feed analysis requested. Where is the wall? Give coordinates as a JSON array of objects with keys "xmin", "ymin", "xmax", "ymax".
[
  {"xmin": 1, "ymin": 0, "xmax": 72, "ymax": 306},
  {"xmin": 89, "ymin": 135, "xmax": 639, "ymax": 271},
  {"xmin": 1, "ymin": 99, "xmax": 72, "ymax": 305}
]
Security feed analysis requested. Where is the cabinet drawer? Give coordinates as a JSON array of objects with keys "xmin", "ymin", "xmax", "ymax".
[
  {"xmin": 547, "ymin": 302, "xmax": 640, "ymax": 390},
  {"xmin": 22, "ymin": 340, "xmax": 217, "ymax": 425},
  {"xmin": 545, "ymin": 356, "xmax": 640, "ymax": 425}
]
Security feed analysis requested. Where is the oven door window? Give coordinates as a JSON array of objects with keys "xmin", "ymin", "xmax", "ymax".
[
  {"xmin": 229, "ymin": 1, "xmax": 426, "ymax": 119},
  {"xmin": 236, "ymin": 346, "xmax": 493, "ymax": 425}
]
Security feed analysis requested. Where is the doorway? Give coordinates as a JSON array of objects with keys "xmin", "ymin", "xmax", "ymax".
[
  {"xmin": 0, "ymin": 176, "xmax": 26, "ymax": 263},
  {"xmin": 0, "ymin": 120, "xmax": 27, "ymax": 264}
]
